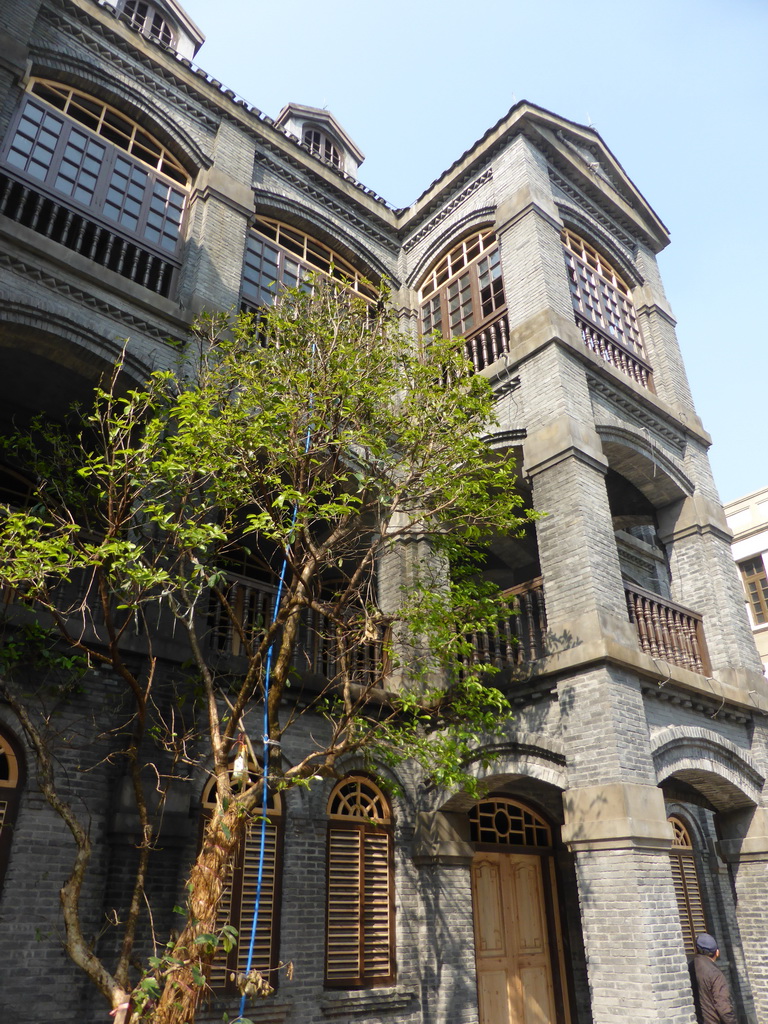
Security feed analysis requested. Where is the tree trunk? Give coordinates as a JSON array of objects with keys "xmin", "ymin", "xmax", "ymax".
[{"xmin": 150, "ymin": 798, "xmax": 245, "ymax": 1024}]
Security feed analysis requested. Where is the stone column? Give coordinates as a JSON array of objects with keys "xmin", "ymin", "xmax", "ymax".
[
  {"xmin": 718, "ymin": 806, "xmax": 768, "ymax": 1022},
  {"xmin": 562, "ymin": 782, "xmax": 697, "ymax": 1024}
]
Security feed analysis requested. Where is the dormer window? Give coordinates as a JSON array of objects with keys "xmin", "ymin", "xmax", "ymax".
[
  {"xmin": 122, "ymin": 0, "xmax": 174, "ymax": 46},
  {"xmin": 303, "ymin": 127, "xmax": 342, "ymax": 169}
]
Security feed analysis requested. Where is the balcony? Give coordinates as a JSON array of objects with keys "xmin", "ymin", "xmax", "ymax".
[
  {"xmin": 208, "ymin": 574, "xmax": 387, "ymax": 687},
  {"xmin": 576, "ymin": 315, "xmax": 654, "ymax": 391},
  {"xmin": 465, "ymin": 311, "xmax": 510, "ymax": 372},
  {"xmin": 0, "ymin": 171, "xmax": 180, "ymax": 297},
  {"xmin": 465, "ymin": 577, "xmax": 547, "ymax": 672},
  {"xmin": 625, "ymin": 583, "xmax": 710, "ymax": 675}
]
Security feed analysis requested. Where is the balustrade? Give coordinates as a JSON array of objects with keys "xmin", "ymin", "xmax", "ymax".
[
  {"xmin": 465, "ymin": 577, "xmax": 547, "ymax": 671},
  {"xmin": 465, "ymin": 312, "xmax": 510, "ymax": 372},
  {"xmin": 0, "ymin": 171, "xmax": 179, "ymax": 297},
  {"xmin": 208, "ymin": 575, "xmax": 386, "ymax": 687},
  {"xmin": 576, "ymin": 315, "xmax": 654, "ymax": 391},
  {"xmin": 625, "ymin": 583, "xmax": 710, "ymax": 675}
]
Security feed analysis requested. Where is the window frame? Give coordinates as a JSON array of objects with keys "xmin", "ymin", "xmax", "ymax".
[
  {"xmin": 302, "ymin": 126, "xmax": 342, "ymax": 169},
  {"xmin": 0, "ymin": 725, "xmax": 25, "ymax": 896},
  {"xmin": 200, "ymin": 776, "xmax": 284, "ymax": 993},
  {"xmin": 738, "ymin": 555, "xmax": 768, "ymax": 626},
  {"xmin": 562, "ymin": 228, "xmax": 644, "ymax": 356},
  {"xmin": 121, "ymin": 0, "xmax": 175, "ymax": 46},
  {"xmin": 419, "ymin": 228, "xmax": 505, "ymax": 340},
  {"xmin": 668, "ymin": 815, "xmax": 708, "ymax": 958},
  {"xmin": 325, "ymin": 774, "xmax": 395, "ymax": 989},
  {"xmin": 241, "ymin": 217, "xmax": 378, "ymax": 310}
]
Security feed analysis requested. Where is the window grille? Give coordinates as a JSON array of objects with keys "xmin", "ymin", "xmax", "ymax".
[
  {"xmin": 669, "ymin": 816, "xmax": 707, "ymax": 957},
  {"xmin": 325, "ymin": 776, "xmax": 394, "ymax": 987},
  {"xmin": 739, "ymin": 556, "xmax": 768, "ymax": 625},
  {"xmin": 201, "ymin": 777, "xmax": 283, "ymax": 991},
  {"xmin": 469, "ymin": 797, "xmax": 551, "ymax": 848}
]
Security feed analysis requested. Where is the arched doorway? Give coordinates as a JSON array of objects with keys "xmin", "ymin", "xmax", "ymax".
[{"xmin": 470, "ymin": 797, "xmax": 571, "ymax": 1024}]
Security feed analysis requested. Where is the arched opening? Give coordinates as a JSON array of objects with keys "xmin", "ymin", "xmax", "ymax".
[
  {"xmin": 0, "ymin": 724, "xmax": 26, "ymax": 895},
  {"xmin": 325, "ymin": 775, "xmax": 394, "ymax": 987},
  {"xmin": 469, "ymin": 795, "xmax": 572, "ymax": 1024},
  {"xmin": 418, "ymin": 227, "xmax": 509, "ymax": 372},
  {"xmin": 200, "ymin": 773, "xmax": 284, "ymax": 992}
]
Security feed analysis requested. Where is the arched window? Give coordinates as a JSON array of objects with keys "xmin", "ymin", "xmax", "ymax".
[
  {"xmin": 122, "ymin": 0, "xmax": 174, "ymax": 46},
  {"xmin": 0, "ymin": 725, "xmax": 25, "ymax": 895},
  {"xmin": 0, "ymin": 80, "xmax": 189, "ymax": 295},
  {"xmin": 419, "ymin": 228, "xmax": 509, "ymax": 371},
  {"xmin": 303, "ymin": 128, "xmax": 342, "ymax": 169},
  {"xmin": 326, "ymin": 775, "xmax": 394, "ymax": 987},
  {"xmin": 201, "ymin": 776, "xmax": 283, "ymax": 991},
  {"xmin": 469, "ymin": 796, "xmax": 551, "ymax": 847},
  {"xmin": 562, "ymin": 228, "xmax": 652, "ymax": 389},
  {"xmin": 241, "ymin": 217, "xmax": 377, "ymax": 310},
  {"xmin": 669, "ymin": 815, "xmax": 708, "ymax": 957}
]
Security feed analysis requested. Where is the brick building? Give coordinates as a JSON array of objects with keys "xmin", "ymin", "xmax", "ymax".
[{"xmin": 1, "ymin": 1, "xmax": 767, "ymax": 1023}]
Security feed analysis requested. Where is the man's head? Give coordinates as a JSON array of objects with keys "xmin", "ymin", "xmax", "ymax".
[{"xmin": 695, "ymin": 933, "xmax": 719, "ymax": 958}]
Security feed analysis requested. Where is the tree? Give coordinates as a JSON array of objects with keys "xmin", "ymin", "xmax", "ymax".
[{"xmin": 0, "ymin": 283, "xmax": 535, "ymax": 1023}]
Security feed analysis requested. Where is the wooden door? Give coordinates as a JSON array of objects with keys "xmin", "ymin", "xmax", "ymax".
[{"xmin": 472, "ymin": 852, "xmax": 560, "ymax": 1024}]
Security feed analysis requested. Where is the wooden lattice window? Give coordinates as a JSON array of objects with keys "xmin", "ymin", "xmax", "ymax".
[
  {"xmin": 303, "ymin": 128, "xmax": 342, "ymax": 169},
  {"xmin": 0, "ymin": 726, "xmax": 25, "ymax": 895},
  {"xmin": 739, "ymin": 556, "xmax": 768, "ymax": 626},
  {"xmin": 419, "ymin": 229, "xmax": 505, "ymax": 337},
  {"xmin": 325, "ymin": 775, "xmax": 394, "ymax": 987},
  {"xmin": 469, "ymin": 797, "xmax": 551, "ymax": 848},
  {"xmin": 562, "ymin": 229, "xmax": 643, "ymax": 355},
  {"xmin": 1, "ymin": 82, "xmax": 188, "ymax": 267},
  {"xmin": 241, "ymin": 217, "xmax": 377, "ymax": 311},
  {"xmin": 669, "ymin": 815, "xmax": 707, "ymax": 957},
  {"xmin": 201, "ymin": 777, "xmax": 283, "ymax": 992}
]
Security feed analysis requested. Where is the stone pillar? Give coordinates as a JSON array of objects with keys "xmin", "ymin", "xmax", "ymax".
[
  {"xmin": 658, "ymin": 494, "xmax": 766, "ymax": 683},
  {"xmin": 178, "ymin": 120, "xmax": 256, "ymax": 315},
  {"xmin": 718, "ymin": 806, "xmax": 768, "ymax": 1022},
  {"xmin": 412, "ymin": 812, "xmax": 479, "ymax": 1024},
  {"xmin": 562, "ymin": 782, "xmax": 697, "ymax": 1024}
]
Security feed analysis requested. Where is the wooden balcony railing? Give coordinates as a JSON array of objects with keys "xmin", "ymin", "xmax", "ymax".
[
  {"xmin": 207, "ymin": 575, "xmax": 386, "ymax": 686},
  {"xmin": 465, "ymin": 312, "xmax": 510, "ymax": 372},
  {"xmin": 625, "ymin": 583, "xmax": 710, "ymax": 675},
  {"xmin": 576, "ymin": 315, "xmax": 654, "ymax": 391},
  {"xmin": 465, "ymin": 577, "xmax": 547, "ymax": 671}
]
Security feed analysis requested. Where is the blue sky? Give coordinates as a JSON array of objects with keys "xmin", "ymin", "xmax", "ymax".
[{"xmin": 180, "ymin": 0, "xmax": 767, "ymax": 504}]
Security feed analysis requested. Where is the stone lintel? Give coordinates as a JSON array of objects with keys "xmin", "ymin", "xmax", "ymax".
[
  {"xmin": 657, "ymin": 494, "xmax": 732, "ymax": 546},
  {"xmin": 561, "ymin": 782, "xmax": 673, "ymax": 852},
  {"xmin": 524, "ymin": 414, "xmax": 608, "ymax": 478},
  {"xmin": 412, "ymin": 810, "xmax": 473, "ymax": 865},
  {"xmin": 718, "ymin": 807, "xmax": 768, "ymax": 863}
]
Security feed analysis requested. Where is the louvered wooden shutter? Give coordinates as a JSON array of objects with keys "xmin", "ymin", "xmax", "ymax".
[
  {"xmin": 327, "ymin": 827, "xmax": 363, "ymax": 982},
  {"xmin": 669, "ymin": 816, "xmax": 707, "ymax": 957},
  {"xmin": 326, "ymin": 824, "xmax": 393, "ymax": 985},
  {"xmin": 362, "ymin": 830, "xmax": 392, "ymax": 979},
  {"xmin": 209, "ymin": 816, "xmax": 281, "ymax": 990}
]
